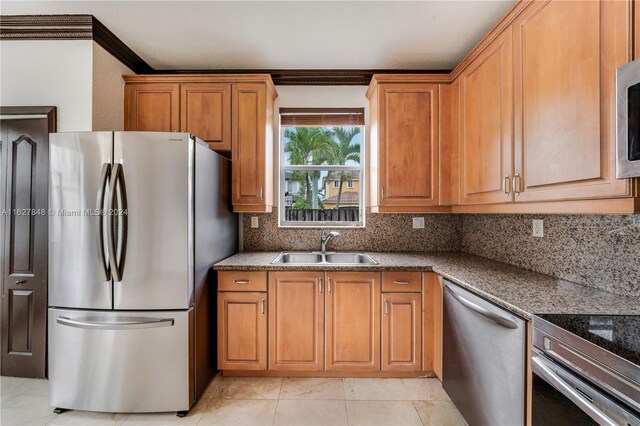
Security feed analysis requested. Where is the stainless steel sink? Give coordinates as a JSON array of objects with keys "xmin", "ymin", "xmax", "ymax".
[
  {"xmin": 277, "ymin": 253, "xmax": 323, "ymax": 264},
  {"xmin": 272, "ymin": 252, "xmax": 377, "ymax": 266},
  {"xmin": 324, "ymin": 253, "xmax": 376, "ymax": 265}
]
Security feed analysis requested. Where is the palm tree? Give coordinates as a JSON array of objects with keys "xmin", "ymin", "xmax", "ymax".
[
  {"xmin": 283, "ymin": 127, "xmax": 334, "ymax": 208},
  {"xmin": 328, "ymin": 127, "xmax": 361, "ymax": 209}
]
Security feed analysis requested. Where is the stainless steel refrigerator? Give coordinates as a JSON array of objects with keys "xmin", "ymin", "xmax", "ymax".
[{"xmin": 47, "ymin": 132, "xmax": 238, "ymax": 414}]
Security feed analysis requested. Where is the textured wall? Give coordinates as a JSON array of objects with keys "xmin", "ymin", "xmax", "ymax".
[
  {"xmin": 242, "ymin": 208, "xmax": 462, "ymax": 252},
  {"xmin": 462, "ymin": 214, "xmax": 640, "ymax": 299}
]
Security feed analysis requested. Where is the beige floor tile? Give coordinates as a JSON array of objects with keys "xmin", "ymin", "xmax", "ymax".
[
  {"xmin": 218, "ymin": 377, "xmax": 283, "ymax": 400},
  {"xmin": 199, "ymin": 399, "xmax": 277, "ymax": 425},
  {"xmin": 346, "ymin": 400, "xmax": 422, "ymax": 426},
  {"xmin": 201, "ymin": 374, "xmax": 224, "ymax": 400},
  {"xmin": 1, "ymin": 376, "xmax": 38, "ymax": 399},
  {"xmin": 279, "ymin": 378, "xmax": 344, "ymax": 400},
  {"xmin": 401, "ymin": 379, "xmax": 450, "ymax": 401},
  {"xmin": 0, "ymin": 395, "xmax": 59, "ymax": 425},
  {"xmin": 343, "ymin": 378, "xmax": 410, "ymax": 401},
  {"xmin": 48, "ymin": 410, "xmax": 120, "ymax": 425},
  {"xmin": 413, "ymin": 400, "xmax": 468, "ymax": 426},
  {"xmin": 273, "ymin": 400, "xmax": 347, "ymax": 426},
  {"xmin": 19, "ymin": 379, "xmax": 49, "ymax": 397},
  {"xmin": 120, "ymin": 396, "xmax": 208, "ymax": 425}
]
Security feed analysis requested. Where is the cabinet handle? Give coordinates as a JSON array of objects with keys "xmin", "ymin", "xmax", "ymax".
[
  {"xmin": 319, "ymin": 277, "xmax": 323, "ymax": 294},
  {"xmin": 234, "ymin": 280, "xmax": 251, "ymax": 284},
  {"xmin": 503, "ymin": 175, "xmax": 511, "ymax": 196},
  {"xmin": 385, "ymin": 300, "xmax": 389, "ymax": 316},
  {"xmin": 259, "ymin": 186, "xmax": 263, "ymax": 200},
  {"xmin": 261, "ymin": 298, "xmax": 265, "ymax": 315},
  {"xmin": 393, "ymin": 280, "xmax": 412, "ymax": 285},
  {"xmin": 327, "ymin": 278, "xmax": 331, "ymax": 294},
  {"xmin": 513, "ymin": 173, "xmax": 522, "ymax": 196},
  {"xmin": 381, "ymin": 187, "xmax": 385, "ymax": 200},
  {"xmin": 15, "ymin": 280, "xmax": 26, "ymax": 285}
]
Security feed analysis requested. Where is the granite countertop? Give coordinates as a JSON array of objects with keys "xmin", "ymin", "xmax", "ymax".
[{"xmin": 214, "ymin": 251, "xmax": 640, "ymax": 320}]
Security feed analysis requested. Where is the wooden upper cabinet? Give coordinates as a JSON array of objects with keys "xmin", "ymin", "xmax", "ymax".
[
  {"xmin": 512, "ymin": 0, "xmax": 632, "ymax": 202},
  {"xmin": 325, "ymin": 272, "xmax": 380, "ymax": 371},
  {"xmin": 382, "ymin": 293, "xmax": 422, "ymax": 372},
  {"xmin": 231, "ymin": 82, "xmax": 274, "ymax": 212},
  {"xmin": 217, "ymin": 291, "xmax": 267, "ymax": 371},
  {"xmin": 180, "ymin": 83, "xmax": 231, "ymax": 151},
  {"xmin": 459, "ymin": 28, "xmax": 514, "ymax": 205},
  {"xmin": 124, "ymin": 83, "xmax": 179, "ymax": 132},
  {"xmin": 368, "ymin": 79, "xmax": 442, "ymax": 212},
  {"xmin": 268, "ymin": 272, "xmax": 324, "ymax": 371},
  {"xmin": 123, "ymin": 75, "xmax": 277, "ymax": 213}
]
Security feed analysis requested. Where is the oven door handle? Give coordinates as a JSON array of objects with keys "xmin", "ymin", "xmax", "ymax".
[{"xmin": 532, "ymin": 355, "xmax": 618, "ymax": 426}]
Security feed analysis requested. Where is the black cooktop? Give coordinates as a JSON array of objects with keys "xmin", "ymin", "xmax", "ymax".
[{"xmin": 536, "ymin": 314, "xmax": 640, "ymax": 367}]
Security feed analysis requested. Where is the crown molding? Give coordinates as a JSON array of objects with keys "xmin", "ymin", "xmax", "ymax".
[
  {"xmin": 0, "ymin": 14, "xmax": 153, "ymax": 73},
  {"xmin": 155, "ymin": 69, "xmax": 451, "ymax": 86}
]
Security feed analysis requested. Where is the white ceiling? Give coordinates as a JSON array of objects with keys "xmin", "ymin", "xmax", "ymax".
[{"xmin": 2, "ymin": 1, "xmax": 515, "ymax": 70}]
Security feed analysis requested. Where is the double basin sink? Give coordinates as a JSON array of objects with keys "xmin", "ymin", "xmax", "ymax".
[{"xmin": 272, "ymin": 252, "xmax": 377, "ymax": 266}]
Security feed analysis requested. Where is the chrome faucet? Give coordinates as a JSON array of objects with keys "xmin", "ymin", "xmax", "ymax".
[{"xmin": 320, "ymin": 230, "xmax": 340, "ymax": 253}]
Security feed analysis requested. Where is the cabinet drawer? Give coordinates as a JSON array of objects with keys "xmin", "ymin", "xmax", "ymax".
[
  {"xmin": 218, "ymin": 271, "xmax": 267, "ymax": 292},
  {"xmin": 382, "ymin": 272, "xmax": 422, "ymax": 292}
]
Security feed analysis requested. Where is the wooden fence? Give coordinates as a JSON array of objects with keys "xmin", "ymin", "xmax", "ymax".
[{"xmin": 284, "ymin": 207, "xmax": 359, "ymax": 222}]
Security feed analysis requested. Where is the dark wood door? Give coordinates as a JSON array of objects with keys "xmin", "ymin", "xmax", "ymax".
[{"xmin": 1, "ymin": 107, "xmax": 55, "ymax": 378}]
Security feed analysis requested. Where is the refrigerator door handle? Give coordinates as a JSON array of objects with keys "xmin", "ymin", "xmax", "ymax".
[
  {"xmin": 97, "ymin": 163, "xmax": 111, "ymax": 281},
  {"xmin": 57, "ymin": 316, "xmax": 174, "ymax": 330},
  {"xmin": 108, "ymin": 163, "xmax": 128, "ymax": 282}
]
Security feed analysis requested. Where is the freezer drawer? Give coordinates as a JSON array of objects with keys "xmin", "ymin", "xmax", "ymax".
[{"xmin": 48, "ymin": 308, "xmax": 193, "ymax": 413}]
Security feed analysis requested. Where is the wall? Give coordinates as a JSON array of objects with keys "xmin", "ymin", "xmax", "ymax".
[
  {"xmin": 1, "ymin": 40, "xmax": 130, "ymax": 131},
  {"xmin": 1, "ymin": 40, "xmax": 94, "ymax": 131},
  {"xmin": 243, "ymin": 208, "xmax": 461, "ymax": 252},
  {"xmin": 462, "ymin": 214, "xmax": 640, "ymax": 299},
  {"xmin": 92, "ymin": 42, "xmax": 132, "ymax": 131}
]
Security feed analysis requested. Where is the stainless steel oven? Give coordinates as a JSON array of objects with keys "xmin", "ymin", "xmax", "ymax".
[
  {"xmin": 532, "ymin": 315, "xmax": 640, "ymax": 426},
  {"xmin": 616, "ymin": 58, "xmax": 640, "ymax": 178}
]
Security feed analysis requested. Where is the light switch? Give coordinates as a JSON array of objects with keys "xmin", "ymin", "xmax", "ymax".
[
  {"xmin": 412, "ymin": 217, "xmax": 425, "ymax": 229},
  {"xmin": 251, "ymin": 216, "xmax": 259, "ymax": 228},
  {"xmin": 533, "ymin": 219, "xmax": 544, "ymax": 237}
]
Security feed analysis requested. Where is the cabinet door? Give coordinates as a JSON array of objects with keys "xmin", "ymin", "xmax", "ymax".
[
  {"xmin": 377, "ymin": 83, "xmax": 439, "ymax": 208},
  {"xmin": 124, "ymin": 83, "xmax": 179, "ymax": 131},
  {"xmin": 268, "ymin": 272, "xmax": 324, "ymax": 371},
  {"xmin": 181, "ymin": 83, "xmax": 231, "ymax": 151},
  {"xmin": 325, "ymin": 272, "xmax": 380, "ymax": 371},
  {"xmin": 459, "ymin": 28, "xmax": 514, "ymax": 205},
  {"xmin": 231, "ymin": 83, "xmax": 271, "ymax": 211},
  {"xmin": 382, "ymin": 293, "xmax": 422, "ymax": 372},
  {"xmin": 217, "ymin": 292, "xmax": 267, "ymax": 370},
  {"xmin": 513, "ymin": 0, "xmax": 631, "ymax": 201}
]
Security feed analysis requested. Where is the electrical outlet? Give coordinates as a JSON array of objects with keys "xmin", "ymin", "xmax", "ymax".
[
  {"xmin": 532, "ymin": 219, "xmax": 544, "ymax": 237},
  {"xmin": 412, "ymin": 217, "xmax": 425, "ymax": 229},
  {"xmin": 251, "ymin": 216, "xmax": 259, "ymax": 229}
]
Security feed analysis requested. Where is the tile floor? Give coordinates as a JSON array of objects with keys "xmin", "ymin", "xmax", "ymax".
[{"xmin": 1, "ymin": 375, "xmax": 467, "ymax": 426}]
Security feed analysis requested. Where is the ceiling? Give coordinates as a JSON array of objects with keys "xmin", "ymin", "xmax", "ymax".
[{"xmin": 2, "ymin": 1, "xmax": 515, "ymax": 70}]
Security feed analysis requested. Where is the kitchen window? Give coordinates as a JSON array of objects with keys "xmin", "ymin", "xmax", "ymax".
[{"xmin": 279, "ymin": 108, "xmax": 365, "ymax": 227}]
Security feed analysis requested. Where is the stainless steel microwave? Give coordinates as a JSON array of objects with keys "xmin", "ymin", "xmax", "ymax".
[{"xmin": 616, "ymin": 58, "xmax": 640, "ymax": 178}]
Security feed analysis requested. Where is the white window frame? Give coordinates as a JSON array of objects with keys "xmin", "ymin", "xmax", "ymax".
[{"xmin": 278, "ymin": 119, "xmax": 365, "ymax": 228}]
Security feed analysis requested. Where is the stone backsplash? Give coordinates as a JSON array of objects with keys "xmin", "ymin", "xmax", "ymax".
[
  {"xmin": 462, "ymin": 214, "xmax": 640, "ymax": 299},
  {"xmin": 242, "ymin": 208, "xmax": 462, "ymax": 252},
  {"xmin": 241, "ymin": 209, "xmax": 640, "ymax": 299}
]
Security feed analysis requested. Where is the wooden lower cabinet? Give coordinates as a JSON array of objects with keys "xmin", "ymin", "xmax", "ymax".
[
  {"xmin": 382, "ymin": 293, "xmax": 422, "ymax": 372},
  {"xmin": 268, "ymin": 272, "xmax": 324, "ymax": 371},
  {"xmin": 217, "ymin": 270, "xmax": 437, "ymax": 376},
  {"xmin": 217, "ymin": 291, "xmax": 267, "ymax": 370},
  {"xmin": 325, "ymin": 272, "xmax": 381, "ymax": 371}
]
